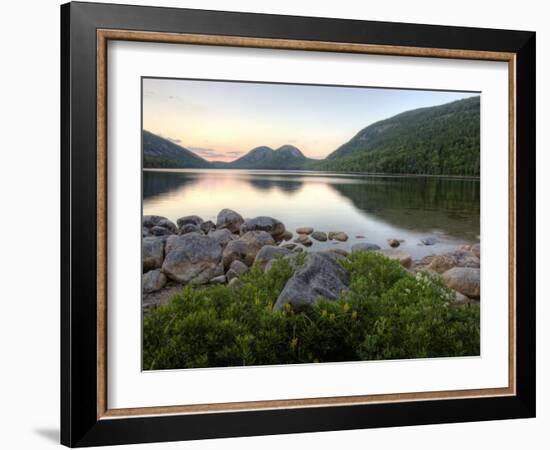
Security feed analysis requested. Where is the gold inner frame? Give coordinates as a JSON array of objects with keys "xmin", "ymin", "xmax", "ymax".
[{"xmin": 96, "ymin": 29, "xmax": 517, "ymax": 420}]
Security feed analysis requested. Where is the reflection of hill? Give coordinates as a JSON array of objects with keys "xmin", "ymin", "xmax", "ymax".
[
  {"xmin": 330, "ymin": 177, "xmax": 480, "ymax": 236},
  {"xmin": 245, "ymin": 176, "xmax": 303, "ymax": 194},
  {"xmin": 143, "ymin": 171, "xmax": 200, "ymax": 200}
]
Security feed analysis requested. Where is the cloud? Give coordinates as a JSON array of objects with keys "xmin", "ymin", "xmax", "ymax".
[
  {"xmin": 189, "ymin": 147, "xmax": 227, "ymax": 159},
  {"xmin": 166, "ymin": 137, "xmax": 182, "ymax": 144}
]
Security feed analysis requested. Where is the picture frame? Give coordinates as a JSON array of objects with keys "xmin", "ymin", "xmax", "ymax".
[{"xmin": 60, "ymin": 1, "xmax": 536, "ymax": 447}]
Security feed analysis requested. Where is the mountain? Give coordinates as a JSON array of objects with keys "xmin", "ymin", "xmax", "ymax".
[
  {"xmin": 142, "ymin": 130, "xmax": 211, "ymax": 169},
  {"xmin": 316, "ymin": 96, "xmax": 480, "ymax": 176},
  {"xmin": 227, "ymin": 144, "xmax": 316, "ymax": 170}
]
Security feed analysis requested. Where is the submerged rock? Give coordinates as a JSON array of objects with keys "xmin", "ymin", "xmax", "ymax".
[
  {"xmin": 388, "ymin": 239, "xmax": 400, "ymax": 248},
  {"xmin": 420, "ymin": 237, "xmax": 438, "ymax": 246},
  {"xmin": 273, "ymin": 252, "xmax": 349, "ymax": 312},
  {"xmin": 143, "ymin": 236, "xmax": 165, "ymax": 272},
  {"xmin": 351, "ymin": 242, "xmax": 380, "ymax": 252},
  {"xmin": 142, "ymin": 269, "xmax": 167, "ymax": 293},
  {"xmin": 328, "ymin": 231, "xmax": 348, "ymax": 242},
  {"xmin": 294, "ymin": 234, "xmax": 312, "ymax": 247},
  {"xmin": 162, "ymin": 234, "xmax": 223, "ymax": 284},
  {"xmin": 311, "ymin": 231, "xmax": 328, "ymax": 242},
  {"xmin": 216, "ymin": 208, "xmax": 244, "ymax": 233},
  {"xmin": 296, "ymin": 227, "xmax": 314, "ymax": 235},
  {"xmin": 442, "ymin": 267, "xmax": 480, "ymax": 299},
  {"xmin": 327, "ymin": 248, "xmax": 349, "ymax": 257}
]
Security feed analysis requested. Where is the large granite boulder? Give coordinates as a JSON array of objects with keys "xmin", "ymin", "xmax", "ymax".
[
  {"xmin": 208, "ymin": 228, "xmax": 233, "ymax": 248},
  {"xmin": 161, "ymin": 234, "xmax": 223, "ymax": 284},
  {"xmin": 273, "ymin": 252, "xmax": 349, "ymax": 312},
  {"xmin": 442, "ymin": 267, "xmax": 480, "ymax": 299},
  {"xmin": 222, "ymin": 230, "xmax": 275, "ymax": 268},
  {"xmin": 142, "ymin": 269, "xmax": 167, "ymax": 293},
  {"xmin": 143, "ymin": 236, "xmax": 165, "ymax": 272},
  {"xmin": 254, "ymin": 245, "xmax": 291, "ymax": 269},
  {"xmin": 240, "ymin": 216, "xmax": 286, "ymax": 239},
  {"xmin": 216, "ymin": 208, "xmax": 244, "ymax": 233}
]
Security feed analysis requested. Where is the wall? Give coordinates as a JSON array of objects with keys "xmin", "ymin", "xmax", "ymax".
[{"xmin": 0, "ymin": 0, "xmax": 546, "ymax": 448}]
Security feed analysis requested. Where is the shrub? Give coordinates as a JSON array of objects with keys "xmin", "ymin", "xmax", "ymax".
[{"xmin": 143, "ymin": 252, "xmax": 479, "ymax": 370}]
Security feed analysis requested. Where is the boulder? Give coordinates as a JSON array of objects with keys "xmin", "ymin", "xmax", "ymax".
[
  {"xmin": 294, "ymin": 234, "xmax": 312, "ymax": 246},
  {"xmin": 143, "ymin": 236, "xmax": 165, "ymax": 272},
  {"xmin": 273, "ymin": 253, "xmax": 349, "ymax": 312},
  {"xmin": 388, "ymin": 239, "xmax": 400, "ymax": 248},
  {"xmin": 176, "ymin": 215, "xmax": 203, "ymax": 229},
  {"xmin": 428, "ymin": 255, "xmax": 457, "ymax": 273},
  {"xmin": 226, "ymin": 260, "xmax": 249, "ymax": 281},
  {"xmin": 328, "ymin": 231, "xmax": 348, "ymax": 242},
  {"xmin": 222, "ymin": 231, "xmax": 275, "ymax": 268},
  {"xmin": 216, "ymin": 208, "xmax": 244, "ymax": 233},
  {"xmin": 296, "ymin": 227, "xmax": 313, "ymax": 235},
  {"xmin": 151, "ymin": 225, "xmax": 173, "ymax": 236},
  {"xmin": 452, "ymin": 250, "xmax": 480, "ymax": 268},
  {"xmin": 311, "ymin": 231, "xmax": 328, "ymax": 242},
  {"xmin": 352, "ymin": 242, "xmax": 381, "ymax": 252},
  {"xmin": 420, "ymin": 237, "xmax": 438, "ymax": 246},
  {"xmin": 240, "ymin": 216, "xmax": 286, "ymax": 239},
  {"xmin": 200, "ymin": 220, "xmax": 216, "ymax": 234},
  {"xmin": 442, "ymin": 267, "xmax": 480, "ymax": 299},
  {"xmin": 161, "ymin": 234, "xmax": 223, "ymax": 284},
  {"xmin": 208, "ymin": 228, "xmax": 233, "ymax": 248},
  {"xmin": 280, "ymin": 230, "xmax": 293, "ymax": 241},
  {"xmin": 143, "ymin": 215, "xmax": 177, "ymax": 234},
  {"xmin": 379, "ymin": 249, "xmax": 412, "ymax": 268},
  {"xmin": 254, "ymin": 245, "xmax": 291, "ymax": 269},
  {"xmin": 179, "ymin": 223, "xmax": 202, "ymax": 235},
  {"xmin": 142, "ymin": 269, "xmax": 167, "ymax": 293},
  {"xmin": 142, "ymin": 227, "xmax": 151, "ymax": 237}
]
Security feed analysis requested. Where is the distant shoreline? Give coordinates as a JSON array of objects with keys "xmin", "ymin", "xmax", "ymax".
[{"xmin": 143, "ymin": 167, "xmax": 480, "ymax": 181}]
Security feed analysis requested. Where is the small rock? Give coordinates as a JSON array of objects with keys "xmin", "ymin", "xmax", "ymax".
[
  {"xmin": 296, "ymin": 227, "xmax": 314, "ymax": 235},
  {"xmin": 294, "ymin": 234, "xmax": 312, "ymax": 246},
  {"xmin": 328, "ymin": 231, "xmax": 348, "ymax": 242},
  {"xmin": 355, "ymin": 235, "xmax": 365, "ymax": 239},
  {"xmin": 200, "ymin": 220, "xmax": 216, "ymax": 234},
  {"xmin": 351, "ymin": 242, "xmax": 381, "ymax": 252},
  {"xmin": 388, "ymin": 239, "xmax": 400, "ymax": 248},
  {"xmin": 142, "ymin": 269, "xmax": 167, "ymax": 293},
  {"xmin": 311, "ymin": 231, "xmax": 328, "ymax": 242},
  {"xmin": 177, "ymin": 215, "xmax": 203, "ymax": 229},
  {"xmin": 216, "ymin": 208, "xmax": 244, "ymax": 233},
  {"xmin": 428, "ymin": 255, "xmax": 457, "ymax": 273},
  {"xmin": 226, "ymin": 260, "xmax": 249, "ymax": 281},
  {"xmin": 442, "ymin": 267, "xmax": 480, "ymax": 299},
  {"xmin": 379, "ymin": 249, "xmax": 412, "ymax": 269},
  {"xmin": 209, "ymin": 275, "xmax": 226, "ymax": 284},
  {"xmin": 228, "ymin": 277, "xmax": 243, "ymax": 290},
  {"xmin": 420, "ymin": 237, "xmax": 438, "ymax": 246},
  {"xmin": 222, "ymin": 231, "xmax": 275, "ymax": 268}
]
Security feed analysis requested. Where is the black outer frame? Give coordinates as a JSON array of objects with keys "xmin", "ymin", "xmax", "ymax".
[{"xmin": 60, "ymin": 1, "xmax": 536, "ymax": 447}]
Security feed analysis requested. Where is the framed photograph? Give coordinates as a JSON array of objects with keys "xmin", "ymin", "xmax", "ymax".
[{"xmin": 61, "ymin": 1, "xmax": 536, "ymax": 447}]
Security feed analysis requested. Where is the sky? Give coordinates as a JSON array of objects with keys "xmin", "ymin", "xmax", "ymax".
[{"xmin": 142, "ymin": 78, "xmax": 477, "ymax": 162}]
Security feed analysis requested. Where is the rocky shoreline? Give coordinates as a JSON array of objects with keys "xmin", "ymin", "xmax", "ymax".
[{"xmin": 142, "ymin": 209, "xmax": 480, "ymax": 312}]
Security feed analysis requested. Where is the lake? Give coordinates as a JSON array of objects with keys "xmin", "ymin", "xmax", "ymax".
[{"xmin": 143, "ymin": 169, "xmax": 480, "ymax": 260}]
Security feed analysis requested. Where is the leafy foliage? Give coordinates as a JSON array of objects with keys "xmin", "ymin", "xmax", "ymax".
[{"xmin": 143, "ymin": 252, "xmax": 479, "ymax": 370}]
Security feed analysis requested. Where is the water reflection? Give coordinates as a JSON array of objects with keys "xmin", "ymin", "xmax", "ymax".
[{"xmin": 143, "ymin": 169, "xmax": 479, "ymax": 259}]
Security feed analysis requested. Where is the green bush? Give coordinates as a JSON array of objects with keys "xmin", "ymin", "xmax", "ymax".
[{"xmin": 143, "ymin": 252, "xmax": 479, "ymax": 370}]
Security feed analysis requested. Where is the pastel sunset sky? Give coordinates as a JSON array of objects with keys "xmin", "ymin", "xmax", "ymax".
[{"xmin": 142, "ymin": 78, "xmax": 477, "ymax": 162}]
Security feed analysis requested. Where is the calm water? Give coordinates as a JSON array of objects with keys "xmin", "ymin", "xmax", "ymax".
[{"xmin": 143, "ymin": 169, "xmax": 480, "ymax": 260}]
